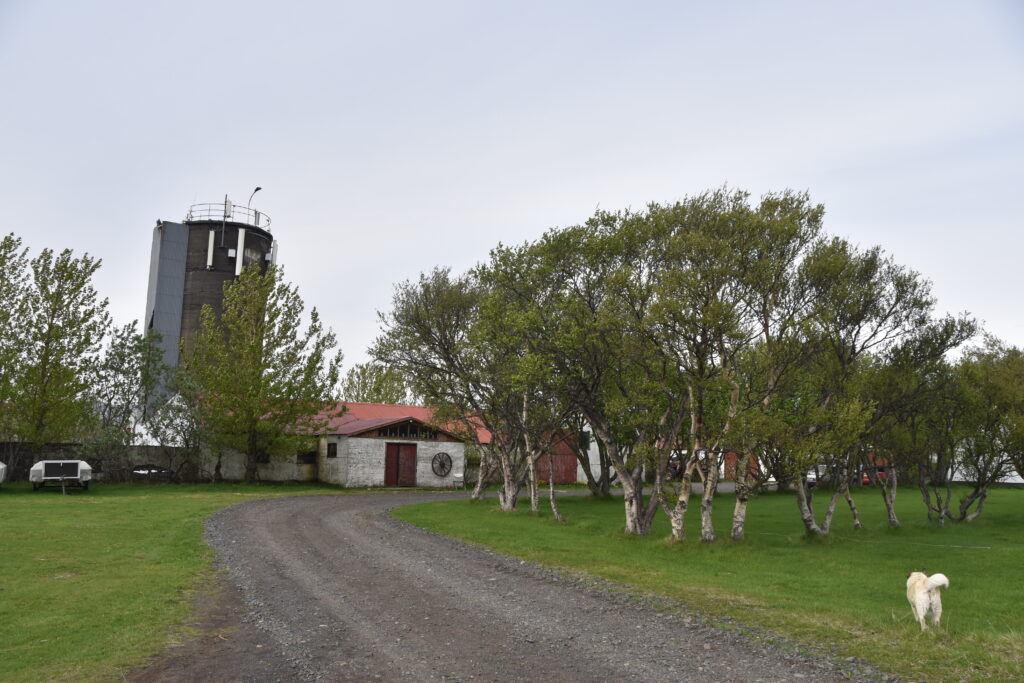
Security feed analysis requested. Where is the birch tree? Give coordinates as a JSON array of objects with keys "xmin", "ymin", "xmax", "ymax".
[
  {"xmin": 861, "ymin": 316, "xmax": 975, "ymax": 526},
  {"xmin": 783, "ymin": 237, "xmax": 936, "ymax": 535},
  {"xmin": 373, "ymin": 268, "xmax": 535, "ymax": 510},
  {"xmin": 503, "ymin": 220, "xmax": 678, "ymax": 535},
  {"xmin": 949, "ymin": 339, "xmax": 1023, "ymax": 521}
]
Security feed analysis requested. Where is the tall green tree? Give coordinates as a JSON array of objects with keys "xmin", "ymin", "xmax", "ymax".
[
  {"xmin": 340, "ymin": 362, "xmax": 416, "ymax": 404},
  {"xmin": 782, "ymin": 237, "xmax": 937, "ymax": 535},
  {"xmin": 183, "ymin": 264, "xmax": 343, "ymax": 482},
  {"xmin": 860, "ymin": 316, "xmax": 975, "ymax": 526},
  {"xmin": 13, "ymin": 247, "xmax": 111, "ymax": 450},
  {"xmin": 0, "ymin": 234, "xmax": 29, "ymax": 446},
  {"xmin": 374, "ymin": 268, "xmax": 539, "ymax": 510},
  {"xmin": 501, "ymin": 220, "xmax": 676, "ymax": 534},
  {"xmin": 475, "ymin": 247, "xmax": 579, "ymax": 518}
]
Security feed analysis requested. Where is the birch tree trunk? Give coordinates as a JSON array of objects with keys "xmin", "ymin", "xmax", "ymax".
[
  {"xmin": 794, "ymin": 480, "xmax": 825, "ymax": 535},
  {"xmin": 917, "ymin": 470, "xmax": 951, "ymax": 525},
  {"xmin": 470, "ymin": 448, "xmax": 491, "ymax": 501},
  {"xmin": 496, "ymin": 450, "xmax": 520, "ymax": 512},
  {"xmin": 878, "ymin": 467, "xmax": 899, "ymax": 527},
  {"xmin": 589, "ymin": 416, "xmax": 654, "ymax": 535},
  {"xmin": 662, "ymin": 455, "xmax": 697, "ymax": 542},
  {"xmin": 527, "ymin": 456, "xmax": 540, "ymax": 513},
  {"xmin": 729, "ymin": 453, "xmax": 752, "ymax": 541},
  {"xmin": 522, "ymin": 394, "xmax": 540, "ymax": 514},
  {"xmin": 730, "ymin": 489, "xmax": 749, "ymax": 541},
  {"xmin": 843, "ymin": 487, "xmax": 863, "ymax": 530},
  {"xmin": 820, "ymin": 485, "xmax": 845, "ymax": 535},
  {"xmin": 699, "ymin": 452, "xmax": 720, "ymax": 542},
  {"xmin": 958, "ymin": 487, "xmax": 989, "ymax": 521},
  {"xmin": 547, "ymin": 451, "xmax": 564, "ymax": 522}
]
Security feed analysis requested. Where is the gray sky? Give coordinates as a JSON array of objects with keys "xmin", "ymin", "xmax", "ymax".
[{"xmin": 2, "ymin": 1, "xmax": 1022, "ymax": 366}]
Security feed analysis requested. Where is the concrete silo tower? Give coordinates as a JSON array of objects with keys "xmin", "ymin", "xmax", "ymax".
[{"xmin": 144, "ymin": 195, "xmax": 277, "ymax": 372}]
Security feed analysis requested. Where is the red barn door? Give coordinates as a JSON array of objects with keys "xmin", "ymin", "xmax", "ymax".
[
  {"xmin": 398, "ymin": 444, "xmax": 417, "ymax": 487},
  {"xmin": 385, "ymin": 443, "xmax": 399, "ymax": 486},
  {"xmin": 385, "ymin": 443, "xmax": 418, "ymax": 487}
]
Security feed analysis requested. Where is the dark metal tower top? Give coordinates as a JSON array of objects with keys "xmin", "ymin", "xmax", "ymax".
[{"xmin": 184, "ymin": 197, "xmax": 272, "ymax": 231}]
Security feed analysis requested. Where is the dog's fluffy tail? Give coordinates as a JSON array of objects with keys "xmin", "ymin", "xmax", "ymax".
[{"xmin": 926, "ymin": 573, "xmax": 949, "ymax": 590}]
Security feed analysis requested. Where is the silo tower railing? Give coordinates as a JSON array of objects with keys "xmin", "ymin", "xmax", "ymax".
[{"xmin": 185, "ymin": 201, "xmax": 272, "ymax": 231}]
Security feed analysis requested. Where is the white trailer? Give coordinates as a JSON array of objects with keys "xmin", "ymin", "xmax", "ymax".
[{"xmin": 29, "ymin": 460, "xmax": 92, "ymax": 491}]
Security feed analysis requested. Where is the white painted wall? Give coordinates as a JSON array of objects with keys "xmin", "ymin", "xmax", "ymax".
[
  {"xmin": 317, "ymin": 436, "xmax": 349, "ymax": 486},
  {"xmin": 575, "ymin": 439, "xmax": 602, "ymax": 483},
  {"xmin": 345, "ymin": 437, "xmax": 464, "ymax": 488},
  {"xmin": 216, "ymin": 451, "xmax": 316, "ymax": 482},
  {"xmin": 205, "ymin": 436, "xmax": 467, "ymax": 487}
]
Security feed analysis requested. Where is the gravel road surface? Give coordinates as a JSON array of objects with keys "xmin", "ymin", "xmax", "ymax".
[{"xmin": 130, "ymin": 492, "xmax": 886, "ymax": 682}]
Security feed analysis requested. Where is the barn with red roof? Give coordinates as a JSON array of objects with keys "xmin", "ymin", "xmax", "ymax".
[{"xmin": 315, "ymin": 402, "xmax": 479, "ymax": 487}]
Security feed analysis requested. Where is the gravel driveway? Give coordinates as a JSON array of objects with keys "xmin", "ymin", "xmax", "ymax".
[{"xmin": 129, "ymin": 492, "xmax": 885, "ymax": 682}]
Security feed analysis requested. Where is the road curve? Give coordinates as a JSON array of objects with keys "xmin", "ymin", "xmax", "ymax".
[{"xmin": 134, "ymin": 492, "xmax": 879, "ymax": 682}]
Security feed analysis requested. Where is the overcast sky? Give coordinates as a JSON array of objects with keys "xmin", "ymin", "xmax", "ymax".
[{"xmin": 1, "ymin": 1, "xmax": 1022, "ymax": 367}]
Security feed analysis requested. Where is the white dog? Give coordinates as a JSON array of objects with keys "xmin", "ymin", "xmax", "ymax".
[{"xmin": 906, "ymin": 571, "xmax": 949, "ymax": 631}]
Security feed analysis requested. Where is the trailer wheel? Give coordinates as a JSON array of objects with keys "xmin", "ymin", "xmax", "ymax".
[
  {"xmin": 82, "ymin": 481, "xmax": 89, "ymax": 491},
  {"xmin": 32, "ymin": 482, "xmax": 41, "ymax": 491}
]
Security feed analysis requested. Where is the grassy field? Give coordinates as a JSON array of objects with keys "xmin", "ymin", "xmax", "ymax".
[
  {"xmin": 0, "ymin": 481, "xmax": 346, "ymax": 682},
  {"xmin": 394, "ymin": 486, "xmax": 1024, "ymax": 682}
]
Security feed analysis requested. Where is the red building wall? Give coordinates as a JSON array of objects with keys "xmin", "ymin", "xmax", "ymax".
[{"xmin": 535, "ymin": 435, "xmax": 578, "ymax": 484}]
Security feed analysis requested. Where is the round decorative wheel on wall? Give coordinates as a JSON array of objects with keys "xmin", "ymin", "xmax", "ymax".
[{"xmin": 431, "ymin": 452, "xmax": 453, "ymax": 477}]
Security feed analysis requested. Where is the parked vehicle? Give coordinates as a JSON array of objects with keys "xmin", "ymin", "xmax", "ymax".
[
  {"xmin": 860, "ymin": 467, "xmax": 889, "ymax": 485},
  {"xmin": 132, "ymin": 463, "xmax": 173, "ymax": 481},
  {"xmin": 29, "ymin": 460, "xmax": 92, "ymax": 491}
]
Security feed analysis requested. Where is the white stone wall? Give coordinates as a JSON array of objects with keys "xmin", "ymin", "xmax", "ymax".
[
  {"xmin": 413, "ymin": 440, "xmax": 465, "ymax": 488},
  {"xmin": 316, "ymin": 436, "xmax": 349, "ymax": 486},
  {"xmin": 345, "ymin": 437, "xmax": 385, "ymax": 486},
  {"xmin": 211, "ymin": 451, "xmax": 316, "ymax": 482},
  {"xmin": 345, "ymin": 438, "xmax": 465, "ymax": 488}
]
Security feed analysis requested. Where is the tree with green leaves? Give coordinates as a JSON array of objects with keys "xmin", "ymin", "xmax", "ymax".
[
  {"xmin": 182, "ymin": 264, "xmax": 343, "ymax": 482},
  {"xmin": 498, "ymin": 219, "xmax": 677, "ymax": 534},
  {"xmin": 0, "ymin": 234, "xmax": 29, "ymax": 449},
  {"xmin": 79, "ymin": 322, "xmax": 165, "ymax": 478},
  {"xmin": 474, "ymin": 245, "xmax": 581, "ymax": 518},
  {"xmin": 949, "ymin": 338, "xmax": 1023, "ymax": 521},
  {"xmin": 860, "ymin": 315, "xmax": 975, "ymax": 526},
  {"xmin": 340, "ymin": 362, "xmax": 416, "ymax": 404},
  {"xmin": 12, "ymin": 247, "xmax": 111, "ymax": 453},
  {"xmin": 781, "ymin": 237, "xmax": 938, "ymax": 535},
  {"xmin": 144, "ymin": 370, "xmax": 209, "ymax": 481},
  {"xmin": 374, "ymin": 267, "xmax": 543, "ymax": 511}
]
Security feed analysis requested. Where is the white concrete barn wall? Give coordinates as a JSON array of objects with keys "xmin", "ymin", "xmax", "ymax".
[
  {"xmin": 213, "ymin": 451, "xmax": 315, "ymax": 482},
  {"xmin": 575, "ymin": 439, "xmax": 602, "ymax": 483},
  {"xmin": 317, "ymin": 436, "xmax": 349, "ymax": 486},
  {"xmin": 345, "ymin": 437, "xmax": 464, "ymax": 488}
]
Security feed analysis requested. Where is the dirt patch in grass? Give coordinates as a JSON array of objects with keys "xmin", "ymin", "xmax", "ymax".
[{"xmin": 127, "ymin": 573, "xmax": 286, "ymax": 682}]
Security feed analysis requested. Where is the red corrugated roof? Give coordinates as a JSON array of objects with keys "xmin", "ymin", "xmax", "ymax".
[{"xmin": 316, "ymin": 402, "xmax": 491, "ymax": 443}]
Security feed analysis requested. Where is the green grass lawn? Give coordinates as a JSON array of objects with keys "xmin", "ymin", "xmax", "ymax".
[
  {"xmin": 394, "ymin": 486, "xmax": 1024, "ymax": 683},
  {"xmin": 0, "ymin": 481, "xmax": 346, "ymax": 682}
]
